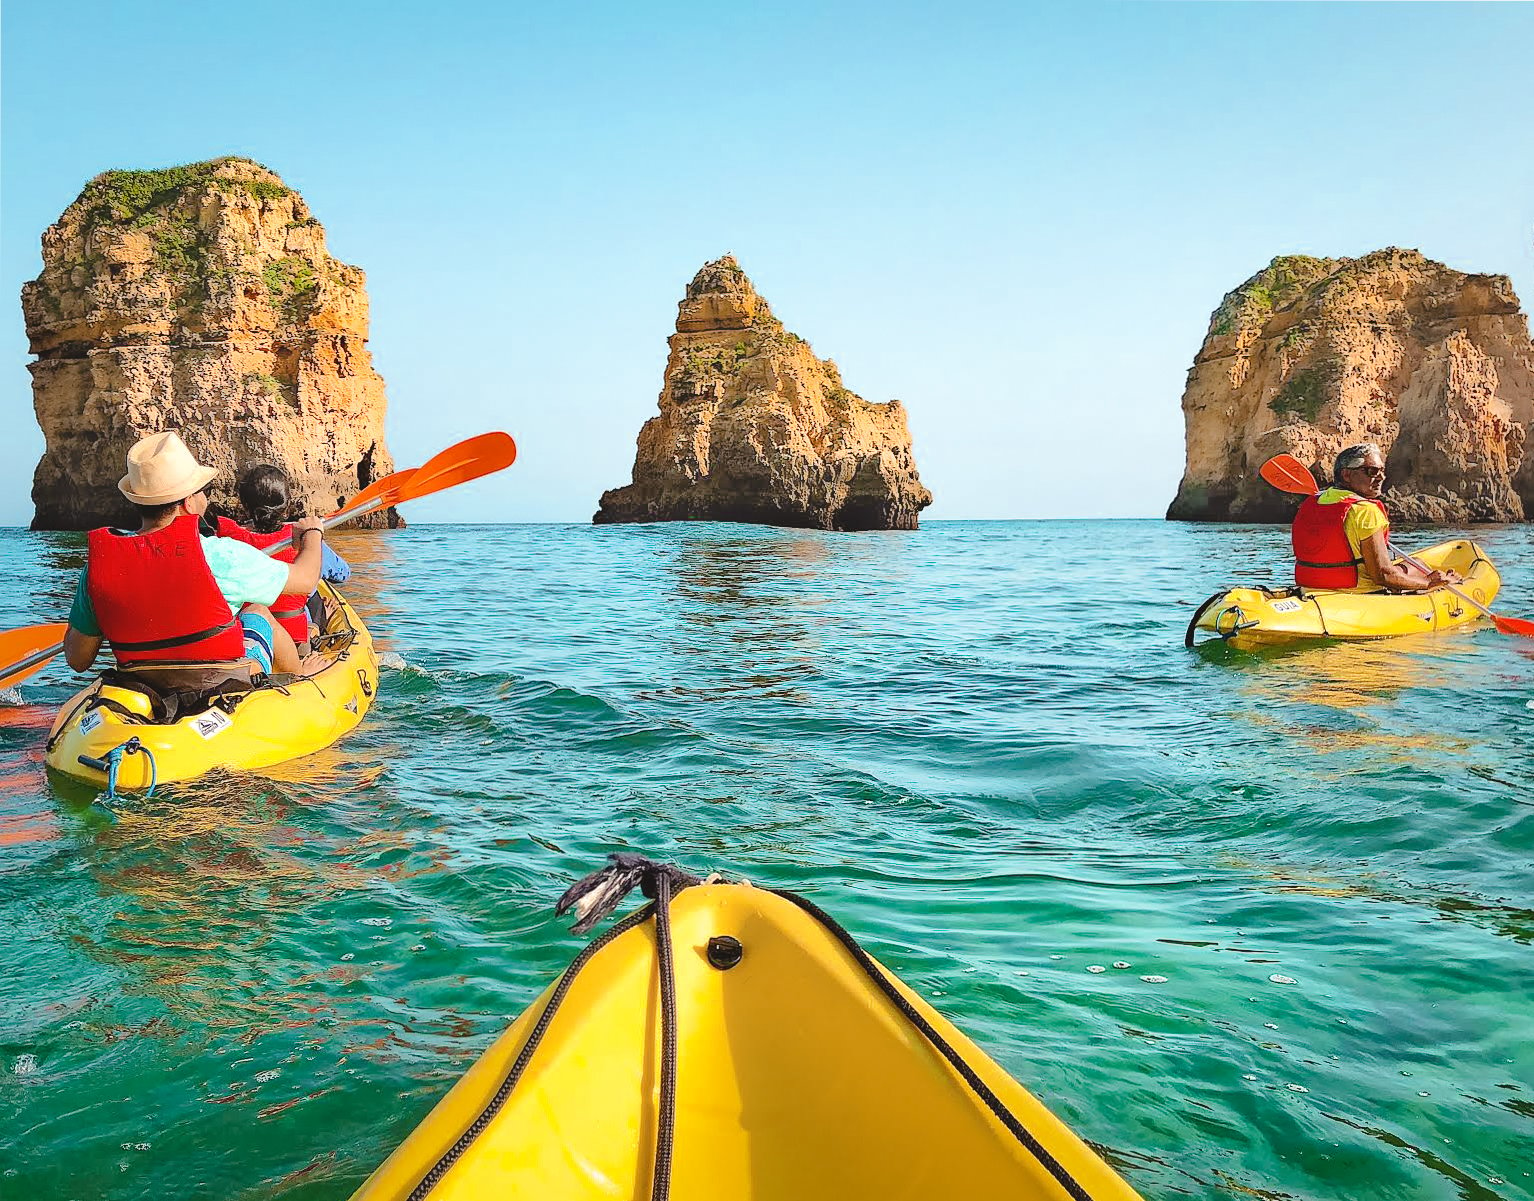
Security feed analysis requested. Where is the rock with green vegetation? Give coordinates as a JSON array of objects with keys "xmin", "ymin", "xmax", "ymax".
[
  {"xmin": 1168, "ymin": 248, "xmax": 1534, "ymax": 523},
  {"xmin": 22, "ymin": 157, "xmax": 397, "ymax": 530},
  {"xmin": 595, "ymin": 255, "xmax": 931, "ymax": 530}
]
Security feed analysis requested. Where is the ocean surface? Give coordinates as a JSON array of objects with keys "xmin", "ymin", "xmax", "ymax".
[{"xmin": 2, "ymin": 519, "xmax": 1531, "ymax": 1201}]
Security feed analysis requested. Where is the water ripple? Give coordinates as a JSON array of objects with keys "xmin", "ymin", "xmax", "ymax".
[{"xmin": 1, "ymin": 519, "xmax": 1531, "ymax": 1200}]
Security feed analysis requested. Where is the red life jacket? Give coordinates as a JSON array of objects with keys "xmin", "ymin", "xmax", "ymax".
[
  {"xmin": 215, "ymin": 516, "xmax": 309, "ymax": 644},
  {"xmin": 1292, "ymin": 492, "xmax": 1389, "ymax": 588},
  {"xmin": 86, "ymin": 515, "xmax": 246, "ymax": 665}
]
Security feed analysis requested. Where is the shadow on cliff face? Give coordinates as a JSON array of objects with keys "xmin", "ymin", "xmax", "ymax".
[{"xmin": 1166, "ymin": 480, "xmax": 1300, "ymax": 523}]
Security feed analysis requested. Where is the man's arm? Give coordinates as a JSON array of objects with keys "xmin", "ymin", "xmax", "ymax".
[
  {"xmin": 64, "ymin": 568, "xmax": 104, "ymax": 671},
  {"xmin": 64, "ymin": 626, "xmax": 102, "ymax": 672},
  {"xmin": 1360, "ymin": 531, "xmax": 1457, "ymax": 592}
]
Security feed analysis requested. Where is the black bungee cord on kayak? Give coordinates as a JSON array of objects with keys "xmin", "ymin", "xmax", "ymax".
[{"xmin": 403, "ymin": 854, "xmax": 1095, "ymax": 1201}]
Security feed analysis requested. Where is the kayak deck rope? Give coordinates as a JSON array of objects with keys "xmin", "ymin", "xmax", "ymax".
[
  {"xmin": 78, "ymin": 735, "xmax": 157, "ymax": 802},
  {"xmin": 402, "ymin": 854, "xmax": 1096, "ymax": 1201}
]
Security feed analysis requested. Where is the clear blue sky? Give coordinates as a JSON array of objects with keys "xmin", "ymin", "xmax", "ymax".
[{"xmin": 3, "ymin": 1, "xmax": 1531, "ymax": 524}]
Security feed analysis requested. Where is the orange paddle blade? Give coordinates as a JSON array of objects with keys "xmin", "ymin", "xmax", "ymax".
[
  {"xmin": 1491, "ymin": 613, "xmax": 1534, "ymax": 638},
  {"xmin": 1259, "ymin": 454, "xmax": 1318, "ymax": 495},
  {"xmin": 0, "ymin": 623, "xmax": 68, "ymax": 690},
  {"xmin": 392, "ymin": 432, "xmax": 517, "ymax": 505},
  {"xmin": 328, "ymin": 467, "xmax": 418, "ymax": 520}
]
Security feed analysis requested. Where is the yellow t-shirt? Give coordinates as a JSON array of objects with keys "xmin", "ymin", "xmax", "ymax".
[{"xmin": 1316, "ymin": 487, "xmax": 1389, "ymax": 589}]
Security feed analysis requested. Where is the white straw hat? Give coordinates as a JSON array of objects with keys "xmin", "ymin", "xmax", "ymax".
[{"xmin": 117, "ymin": 431, "xmax": 219, "ymax": 505}]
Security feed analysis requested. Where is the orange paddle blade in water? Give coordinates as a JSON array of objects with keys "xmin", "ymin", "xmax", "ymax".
[
  {"xmin": 0, "ymin": 623, "xmax": 68, "ymax": 690},
  {"xmin": 1259, "ymin": 454, "xmax": 1318, "ymax": 496},
  {"xmin": 1489, "ymin": 613, "xmax": 1534, "ymax": 638},
  {"xmin": 328, "ymin": 467, "xmax": 419, "ymax": 520}
]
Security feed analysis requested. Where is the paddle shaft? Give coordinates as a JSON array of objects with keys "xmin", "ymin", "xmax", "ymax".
[
  {"xmin": 1390, "ymin": 545, "xmax": 1496, "ymax": 620},
  {"xmin": 0, "ymin": 643, "xmax": 63, "ymax": 688},
  {"xmin": 260, "ymin": 507, "xmax": 375, "ymax": 556}
]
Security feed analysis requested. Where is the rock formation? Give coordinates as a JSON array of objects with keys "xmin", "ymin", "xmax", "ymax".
[
  {"xmin": 23, "ymin": 157, "xmax": 397, "ymax": 529},
  {"xmin": 595, "ymin": 256, "xmax": 931, "ymax": 530},
  {"xmin": 1167, "ymin": 249, "xmax": 1534, "ymax": 523}
]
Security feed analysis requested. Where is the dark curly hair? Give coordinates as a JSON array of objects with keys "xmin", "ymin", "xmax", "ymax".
[{"xmin": 237, "ymin": 465, "xmax": 295, "ymax": 534}]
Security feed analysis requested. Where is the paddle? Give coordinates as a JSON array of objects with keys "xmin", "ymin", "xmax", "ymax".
[
  {"xmin": 263, "ymin": 432, "xmax": 516, "ymax": 550},
  {"xmin": 346, "ymin": 431, "xmax": 517, "ymax": 517},
  {"xmin": 0, "ymin": 624, "xmax": 69, "ymax": 691},
  {"xmin": 326, "ymin": 467, "xmax": 418, "ymax": 521},
  {"xmin": 0, "ymin": 432, "xmax": 520, "ymax": 689},
  {"xmin": 1259, "ymin": 453, "xmax": 1534, "ymax": 637}
]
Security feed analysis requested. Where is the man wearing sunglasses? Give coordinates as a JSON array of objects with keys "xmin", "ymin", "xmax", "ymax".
[{"xmin": 1292, "ymin": 442, "xmax": 1460, "ymax": 593}]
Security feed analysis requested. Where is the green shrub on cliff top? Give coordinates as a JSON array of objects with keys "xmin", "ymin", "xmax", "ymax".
[
  {"xmin": 85, "ymin": 163, "xmax": 220, "ymax": 223},
  {"xmin": 80, "ymin": 158, "xmax": 286, "ymax": 225},
  {"xmin": 1211, "ymin": 254, "xmax": 1336, "ymax": 337},
  {"xmin": 240, "ymin": 179, "xmax": 290, "ymax": 202}
]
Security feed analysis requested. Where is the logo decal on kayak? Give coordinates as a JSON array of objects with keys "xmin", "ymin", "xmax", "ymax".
[
  {"xmin": 190, "ymin": 709, "xmax": 232, "ymax": 740},
  {"xmin": 1270, "ymin": 599, "xmax": 1302, "ymax": 613},
  {"xmin": 344, "ymin": 697, "xmax": 358, "ymax": 714},
  {"xmin": 80, "ymin": 709, "xmax": 104, "ymax": 734}
]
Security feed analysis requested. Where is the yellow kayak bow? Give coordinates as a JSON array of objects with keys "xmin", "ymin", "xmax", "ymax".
[{"xmin": 353, "ymin": 858, "xmax": 1142, "ymax": 1201}]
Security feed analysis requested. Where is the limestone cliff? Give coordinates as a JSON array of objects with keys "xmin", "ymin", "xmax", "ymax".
[
  {"xmin": 595, "ymin": 256, "xmax": 931, "ymax": 530},
  {"xmin": 1167, "ymin": 249, "xmax": 1534, "ymax": 523},
  {"xmin": 23, "ymin": 157, "xmax": 397, "ymax": 529}
]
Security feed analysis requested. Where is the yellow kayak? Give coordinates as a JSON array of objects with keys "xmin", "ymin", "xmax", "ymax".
[
  {"xmin": 353, "ymin": 866, "xmax": 1142, "ymax": 1201},
  {"xmin": 45, "ymin": 582, "xmax": 377, "ymax": 790},
  {"xmin": 1187, "ymin": 539, "xmax": 1500, "ymax": 648}
]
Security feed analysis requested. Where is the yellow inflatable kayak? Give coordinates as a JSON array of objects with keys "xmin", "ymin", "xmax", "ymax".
[
  {"xmin": 45, "ymin": 583, "xmax": 377, "ymax": 790},
  {"xmin": 353, "ymin": 860, "xmax": 1142, "ymax": 1201},
  {"xmin": 1187, "ymin": 538, "xmax": 1500, "ymax": 648}
]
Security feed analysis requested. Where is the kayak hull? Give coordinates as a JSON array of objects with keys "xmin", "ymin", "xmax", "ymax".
[
  {"xmin": 1189, "ymin": 539, "xmax": 1501, "ymax": 647},
  {"xmin": 45, "ymin": 583, "xmax": 377, "ymax": 789},
  {"xmin": 352, "ymin": 883, "xmax": 1141, "ymax": 1201}
]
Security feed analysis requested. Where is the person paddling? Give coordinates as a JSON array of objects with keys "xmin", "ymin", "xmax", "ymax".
[
  {"xmin": 216, "ymin": 465, "xmax": 351, "ymax": 655},
  {"xmin": 1292, "ymin": 442, "xmax": 1460, "ymax": 593},
  {"xmin": 63, "ymin": 432, "xmax": 326, "ymax": 679}
]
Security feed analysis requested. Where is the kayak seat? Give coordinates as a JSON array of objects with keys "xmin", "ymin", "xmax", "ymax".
[{"xmin": 100, "ymin": 662, "xmax": 259, "ymax": 724}]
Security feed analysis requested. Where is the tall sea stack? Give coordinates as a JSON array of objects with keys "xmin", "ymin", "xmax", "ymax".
[
  {"xmin": 1167, "ymin": 249, "xmax": 1534, "ymax": 523},
  {"xmin": 595, "ymin": 255, "xmax": 931, "ymax": 530},
  {"xmin": 22, "ymin": 157, "xmax": 397, "ymax": 529}
]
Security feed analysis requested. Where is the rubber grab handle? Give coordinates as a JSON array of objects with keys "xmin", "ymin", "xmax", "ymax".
[{"xmin": 77, "ymin": 754, "xmax": 110, "ymax": 772}]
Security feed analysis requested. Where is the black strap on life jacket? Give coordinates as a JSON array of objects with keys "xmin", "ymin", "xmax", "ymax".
[
  {"xmin": 1295, "ymin": 555, "xmax": 1363, "ymax": 569},
  {"xmin": 109, "ymin": 618, "xmax": 239, "ymax": 653}
]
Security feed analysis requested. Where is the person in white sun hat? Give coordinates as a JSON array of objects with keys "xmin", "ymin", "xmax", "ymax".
[{"xmin": 62, "ymin": 431, "xmax": 327, "ymax": 679}]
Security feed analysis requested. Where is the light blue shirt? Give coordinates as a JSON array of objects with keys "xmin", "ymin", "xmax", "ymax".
[{"xmin": 69, "ymin": 535, "xmax": 290, "ymax": 636}]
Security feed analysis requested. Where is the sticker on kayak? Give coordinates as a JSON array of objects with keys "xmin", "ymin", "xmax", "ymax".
[
  {"xmin": 1270, "ymin": 599, "xmax": 1303, "ymax": 613},
  {"xmin": 79, "ymin": 709, "xmax": 104, "ymax": 734},
  {"xmin": 190, "ymin": 709, "xmax": 232, "ymax": 740}
]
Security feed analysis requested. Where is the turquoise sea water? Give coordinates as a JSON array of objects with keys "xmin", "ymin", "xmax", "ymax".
[{"xmin": 2, "ymin": 519, "xmax": 1532, "ymax": 1201}]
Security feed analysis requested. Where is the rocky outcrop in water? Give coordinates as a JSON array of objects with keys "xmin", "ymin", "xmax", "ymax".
[
  {"xmin": 22, "ymin": 157, "xmax": 397, "ymax": 529},
  {"xmin": 1167, "ymin": 248, "xmax": 1534, "ymax": 523},
  {"xmin": 595, "ymin": 255, "xmax": 931, "ymax": 530}
]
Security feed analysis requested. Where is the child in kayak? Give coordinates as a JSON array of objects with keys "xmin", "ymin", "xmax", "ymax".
[{"xmin": 217, "ymin": 465, "xmax": 352, "ymax": 655}]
